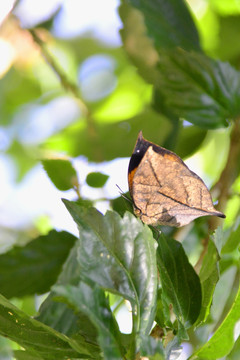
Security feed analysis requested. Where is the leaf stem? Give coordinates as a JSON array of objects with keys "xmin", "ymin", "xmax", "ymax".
[{"xmin": 209, "ymin": 118, "xmax": 240, "ymax": 230}]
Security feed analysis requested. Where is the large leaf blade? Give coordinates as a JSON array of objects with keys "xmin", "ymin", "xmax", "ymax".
[
  {"xmin": 55, "ymin": 282, "xmax": 124, "ymax": 360},
  {"xmin": 157, "ymin": 234, "xmax": 202, "ymax": 333},
  {"xmin": 36, "ymin": 239, "xmax": 99, "ymax": 349},
  {"xmin": 0, "ymin": 294, "xmax": 93, "ymax": 360},
  {"xmin": 155, "ymin": 49, "xmax": 240, "ymax": 128},
  {"xmin": 63, "ymin": 200, "xmax": 158, "ymax": 337},
  {"xmin": 190, "ymin": 283, "xmax": 240, "ymax": 359},
  {"xmin": 0, "ymin": 230, "xmax": 76, "ymax": 298},
  {"xmin": 127, "ymin": 0, "xmax": 201, "ymax": 51}
]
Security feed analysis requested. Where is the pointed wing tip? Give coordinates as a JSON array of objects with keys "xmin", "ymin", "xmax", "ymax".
[
  {"xmin": 217, "ymin": 212, "xmax": 226, "ymax": 219},
  {"xmin": 214, "ymin": 211, "xmax": 226, "ymax": 219},
  {"xmin": 138, "ymin": 130, "xmax": 143, "ymax": 139}
]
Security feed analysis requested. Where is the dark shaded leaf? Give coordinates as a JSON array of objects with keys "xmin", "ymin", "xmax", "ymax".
[
  {"xmin": 195, "ymin": 239, "xmax": 220, "ymax": 326},
  {"xmin": 55, "ymin": 282, "xmax": 124, "ymax": 360},
  {"xmin": 0, "ymin": 294, "xmax": 93, "ymax": 360},
  {"xmin": 174, "ymin": 125, "xmax": 208, "ymax": 159},
  {"xmin": 157, "ymin": 234, "xmax": 202, "ymax": 333},
  {"xmin": 0, "ymin": 230, "xmax": 76, "ymax": 298},
  {"xmin": 86, "ymin": 172, "xmax": 109, "ymax": 188},
  {"xmin": 155, "ymin": 49, "xmax": 240, "ymax": 128},
  {"xmin": 63, "ymin": 200, "xmax": 158, "ymax": 337},
  {"xmin": 42, "ymin": 158, "xmax": 78, "ymax": 191},
  {"xmin": 126, "ymin": 0, "xmax": 201, "ymax": 51},
  {"xmin": 36, "ymin": 236, "xmax": 100, "ymax": 356},
  {"xmin": 110, "ymin": 191, "xmax": 133, "ymax": 217},
  {"xmin": 36, "ymin": 293, "xmax": 81, "ymax": 336}
]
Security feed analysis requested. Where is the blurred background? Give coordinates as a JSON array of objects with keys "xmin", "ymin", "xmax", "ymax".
[
  {"xmin": 1, "ymin": 0, "xmax": 240, "ymax": 358},
  {"xmin": 1, "ymin": 0, "xmax": 238, "ymax": 241}
]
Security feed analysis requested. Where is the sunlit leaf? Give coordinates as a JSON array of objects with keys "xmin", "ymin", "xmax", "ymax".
[
  {"xmin": 86, "ymin": 172, "xmax": 109, "ymax": 188},
  {"xmin": 0, "ymin": 68, "xmax": 42, "ymax": 126},
  {"xmin": 42, "ymin": 158, "xmax": 78, "ymax": 191},
  {"xmin": 119, "ymin": 1, "xmax": 160, "ymax": 85},
  {"xmin": 190, "ymin": 283, "xmax": 240, "ymax": 359},
  {"xmin": 222, "ymin": 216, "xmax": 240, "ymax": 254},
  {"xmin": 196, "ymin": 239, "xmax": 220, "ymax": 326}
]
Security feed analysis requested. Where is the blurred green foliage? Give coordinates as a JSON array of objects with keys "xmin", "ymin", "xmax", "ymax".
[{"xmin": 0, "ymin": 0, "xmax": 240, "ymax": 359}]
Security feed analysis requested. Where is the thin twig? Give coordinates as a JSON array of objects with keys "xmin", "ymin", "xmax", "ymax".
[
  {"xmin": 209, "ymin": 118, "xmax": 240, "ymax": 230},
  {"xmin": 29, "ymin": 28, "xmax": 103, "ymax": 161},
  {"xmin": 195, "ymin": 119, "xmax": 240, "ymax": 271},
  {"xmin": 29, "ymin": 29, "xmax": 88, "ymax": 115}
]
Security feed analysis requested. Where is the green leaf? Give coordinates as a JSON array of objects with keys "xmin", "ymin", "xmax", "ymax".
[
  {"xmin": 156, "ymin": 234, "xmax": 202, "ymax": 332},
  {"xmin": 0, "ymin": 67, "xmax": 42, "ymax": 125},
  {"xmin": 7, "ymin": 141, "xmax": 37, "ymax": 182},
  {"xmin": 63, "ymin": 200, "xmax": 158, "ymax": 338},
  {"xmin": 0, "ymin": 294, "xmax": 94, "ymax": 360},
  {"xmin": 190, "ymin": 283, "xmax": 240, "ymax": 359},
  {"xmin": 226, "ymin": 335, "xmax": 240, "ymax": 360},
  {"xmin": 212, "ymin": 226, "xmax": 225, "ymax": 254},
  {"xmin": 195, "ymin": 239, "xmax": 220, "ymax": 326},
  {"xmin": 42, "ymin": 158, "xmax": 78, "ymax": 191},
  {"xmin": 14, "ymin": 350, "xmax": 43, "ymax": 360},
  {"xmin": 46, "ymin": 107, "xmax": 172, "ymax": 161},
  {"xmin": 110, "ymin": 192, "xmax": 133, "ymax": 217},
  {"xmin": 86, "ymin": 172, "xmax": 109, "ymax": 188},
  {"xmin": 127, "ymin": 0, "xmax": 201, "ymax": 51},
  {"xmin": 36, "ymin": 238, "xmax": 99, "ymax": 347},
  {"xmin": 139, "ymin": 334, "xmax": 164, "ymax": 360},
  {"xmin": 156, "ymin": 49, "xmax": 240, "ymax": 128},
  {"xmin": 36, "ymin": 238, "xmax": 100, "ymax": 356},
  {"xmin": 0, "ymin": 230, "xmax": 76, "ymax": 298},
  {"xmin": 174, "ymin": 125, "xmax": 208, "ymax": 159},
  {"xmin": 119, "ymin": 1, "xmax": 160, "ymax": 85},
  {"xmin": 222, "ymin": 216, "xmax": 240, "ymax": 254},
  {"xmin": 54, "ymin": 282, "xmax": 124, "ymax": 360}
]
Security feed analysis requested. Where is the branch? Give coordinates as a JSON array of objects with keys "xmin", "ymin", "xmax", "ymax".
[
  {"xmin": 29, "ymin": 29, "xmax": 88, "ymax": 115},
  {"xmin": 29, "ymin": 28, "xmax": 103, "ymax": 160},
  {"xmin": 209, "ymin": 118, "xmax": 240, "ymax": 230}
]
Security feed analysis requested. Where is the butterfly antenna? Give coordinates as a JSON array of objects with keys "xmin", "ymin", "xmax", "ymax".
[{"xmin": 116, "ymin": 184, "xmax": 132, "ymax": 204}]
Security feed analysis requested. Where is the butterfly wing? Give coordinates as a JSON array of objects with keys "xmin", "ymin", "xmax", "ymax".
[{"xmin": 131, "ymin": 146, "xmax": 225, "ymax": 227}]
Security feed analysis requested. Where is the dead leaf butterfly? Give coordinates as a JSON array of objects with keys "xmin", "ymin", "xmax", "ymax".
[{"xmin": 128, "ymin": 131, "xmax": 225, "ymax": 227}]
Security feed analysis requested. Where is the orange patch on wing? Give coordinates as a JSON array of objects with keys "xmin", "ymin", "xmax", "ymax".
[{"xmin": 128, "ymin": 167, "xmax": 138, "ymax": 194}]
